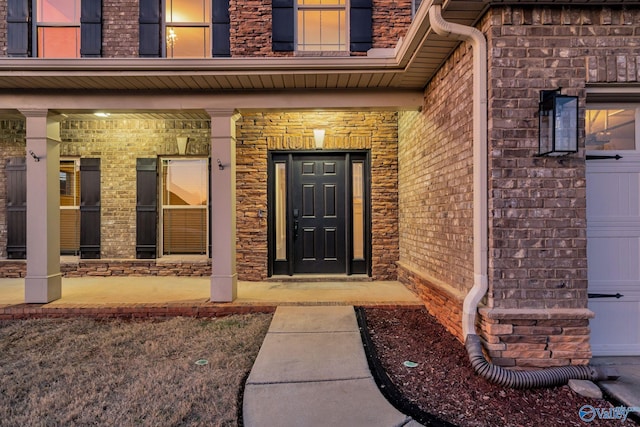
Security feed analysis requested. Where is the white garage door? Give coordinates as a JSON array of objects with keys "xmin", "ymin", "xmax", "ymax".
[{"xmin": 586, "ymin": 106, "xmax": 640, "ymax": 356}]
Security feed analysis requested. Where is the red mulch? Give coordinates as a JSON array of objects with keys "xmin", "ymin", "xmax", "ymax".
[{"xmin": 363, "ymin": 307, "xmax": 637, "ymax": 427}]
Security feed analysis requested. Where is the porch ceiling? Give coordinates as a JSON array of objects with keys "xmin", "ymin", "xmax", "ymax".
[{"xmin": 0, "ymin": 1, "xmax": 488, "ymax": 94}]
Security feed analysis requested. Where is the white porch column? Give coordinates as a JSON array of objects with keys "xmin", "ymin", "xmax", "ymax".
[
  {"xmin": 20, "ymin": 109, "xmax": 62, "ymax": 303},
  {"xmin": 207, "ymin": 109, "xmax": 240, "ymax": 302}
]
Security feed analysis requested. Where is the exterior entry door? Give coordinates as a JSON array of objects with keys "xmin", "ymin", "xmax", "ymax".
[
  {"xmin": 269, "ymin": 152, "xmax": 370, "ymax": 276},
  {"xmin": 292, "ymin": 155, "xmax": 346, "ymax": 273}
]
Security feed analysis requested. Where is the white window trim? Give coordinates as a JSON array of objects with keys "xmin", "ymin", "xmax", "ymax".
[
  {"xmin": 295, "ymin": 0, "xmax": 349, "ymax": 53},
  {"xmin": 586, "ymin": 103, "xmax": 640, "ymax": 153},
  {"xmin": 32, "ymin": 0, "xmax": 81, "ymax": 58},
  {"xmin": 162, "ymin": 0, "xmax": 213, "ymax": 58},
  {"xmin": 159, "ymin": 157, "xmax": 209, "ymax": 256}
]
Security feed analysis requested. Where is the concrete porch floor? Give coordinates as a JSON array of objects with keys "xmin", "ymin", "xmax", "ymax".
[{"xmin": 0, "ymin": 276, "xmax": 423, "ymax": 308}]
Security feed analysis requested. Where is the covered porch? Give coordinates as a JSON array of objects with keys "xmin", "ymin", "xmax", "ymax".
[{"xmin": 0, "ymin": 90, "xmax": 420, "ymax": 304}]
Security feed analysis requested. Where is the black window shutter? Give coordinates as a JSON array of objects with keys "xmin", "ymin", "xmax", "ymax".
[
  {"xmin": 350, "ymin": 0, "xmax": 372, "ymax": 52},
  {"xmin": 6, "ymin": 158, "xmax": 26, "ymax": 259},
  {"xmin": 139, "ymin": 0, "xmax": 161, "ymax": 57},
  {"xmin": 136, "ymin": 158, "xmax": 157, "ymax": 259},
  {"xmin": 80, "ymin": 158, "xmax": 101, "ymax": 259},
  {"xmin": 80, "ymin": 0, "xmax": 102, "ymax": 57},
  {"xmin": 208, "ymin": 159, "xmax": 212, "ymax": 258},
  {"xmin": 7, "ymin": 0, "xmax": 30, "ymax": 57},
  {"xmin": 212, "ymin": 0, "xmax": 230, "ymax": 57},
  {"xmin": 272, "ymin": 0, "xmax": 294, "ymax": 52}
]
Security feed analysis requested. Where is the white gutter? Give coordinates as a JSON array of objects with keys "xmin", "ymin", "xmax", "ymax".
[{"xmin": 428, "ymin": 4, "xmax": 488, "ymax": 339}]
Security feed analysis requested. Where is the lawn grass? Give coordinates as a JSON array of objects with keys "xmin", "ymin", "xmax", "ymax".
[{"xmin": 0, "ymin": 314, "xmax": 272, "ymax": 426}]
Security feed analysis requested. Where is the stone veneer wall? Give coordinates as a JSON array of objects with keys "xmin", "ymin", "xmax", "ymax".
[
  {"xmin": 0, "ymin": 259, "xmax": 211, "ymax": 278},
  {"xmin": 482, "ymin": 5, "xmax": 640, "ymax": 367},
  {"xmin": 1, "ymin": 112, "xmax": 398, "ymax": 281},
  {"xmin": 235, "ymin": 111, "xmax": 399, "ymax": 281},
  {"xmin": 397, "ymin": 43, "xmax": 474, "ymax": 342}
]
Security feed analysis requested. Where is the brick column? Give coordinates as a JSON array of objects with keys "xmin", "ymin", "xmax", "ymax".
[
  {"xmin": 20, "ymin": 109, "xmax": 62, "ymax": 303},
  {"xmin": 207, "ymin": 109, "xmax": 240, "ymax": 302}
]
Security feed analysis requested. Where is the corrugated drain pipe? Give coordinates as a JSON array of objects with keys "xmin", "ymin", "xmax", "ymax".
[{"xmin": 427, "ymin": 4, "xmax": 618, "ymax": 388}]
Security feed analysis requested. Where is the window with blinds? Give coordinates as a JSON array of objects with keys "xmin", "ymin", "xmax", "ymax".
[
  {"xmin": 60, "ymin": 159, "xmax": 80, "ymax": 254},
  {"xmin": 161, "ymin": 158, "xmax": 208, "ymax": 254}
]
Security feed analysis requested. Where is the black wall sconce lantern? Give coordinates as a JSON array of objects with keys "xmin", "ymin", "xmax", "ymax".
[{"xmin": 538, "ymin": 88, "xmax": 578, "ymax": 156}]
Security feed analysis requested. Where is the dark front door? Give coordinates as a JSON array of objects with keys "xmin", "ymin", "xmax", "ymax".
[
  {"xmin": 269, "ymin": 151, "xmax": 370, "ymax": 276},
  {"xmin": 292, "ymin": 155, "xmax": 346, "ymax": 273}
]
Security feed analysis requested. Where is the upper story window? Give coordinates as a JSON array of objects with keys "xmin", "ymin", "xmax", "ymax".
[
  {"xmin": 272, "ymin": 0, "xmax": 370, "ymax": 54},
  {"xmin": 586, "ymin": 106, "xmax": 639, "ymax": 151},
  {"xmin": 6, "ymin": 0, "xmax": 102, "ymax": 57},
  {"xmin": 296, "ymin": 0, "xmax": 347, "ymax": 52},
  {"xmin": 36, "ymin": 0, "xmax": 81, "ymax": 57},
  {"xmin": 164, "ymin": 0, "xmax": 212, "ymax": 57}
]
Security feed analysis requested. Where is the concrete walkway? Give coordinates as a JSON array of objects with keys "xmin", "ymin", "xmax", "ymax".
[
  {"xmin": 243, "ymin": 306, "xmax": 423, "ymax": 427},
  {"xmin": 592, "ymin": 356, "xmax": 640, "ymax": 418}
]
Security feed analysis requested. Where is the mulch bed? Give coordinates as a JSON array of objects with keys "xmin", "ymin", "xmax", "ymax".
[{"xmin": 359, "ymin": 307, "xmax": 637, "ymax": 427}]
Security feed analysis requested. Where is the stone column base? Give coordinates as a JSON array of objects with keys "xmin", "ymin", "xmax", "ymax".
[{"xmin": 478, "ymin": 307, "xmax": 594, "ymax": 368}]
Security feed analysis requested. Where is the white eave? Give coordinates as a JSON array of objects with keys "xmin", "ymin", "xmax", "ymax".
[{"xmin": 0, "ymin": 0, "xmax": 489, "ymax": 93}]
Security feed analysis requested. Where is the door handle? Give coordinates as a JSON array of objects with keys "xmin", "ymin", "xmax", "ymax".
[{"xmin": 294, "ymin": 220, "xmax": 299, "ymax": 238}]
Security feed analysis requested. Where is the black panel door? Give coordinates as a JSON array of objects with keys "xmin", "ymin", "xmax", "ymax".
[{"xmin": 292, "ymin": 155, "xmax": 346, "ymax": 274}]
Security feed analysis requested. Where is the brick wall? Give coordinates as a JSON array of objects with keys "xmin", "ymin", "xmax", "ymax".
[
  {"xmin": 0, "ymin": 120, "xmax": 27, "ymax": 258},
  {"xmin": 397, "ymin": 5, "xmax": 638, "ymax": 367},
  {"xmin": 486, "ymin": 5, "xmax": 640, "ymax": 312},
  {"xmin": 372, "ymin": 0, "xmax": 412, "ymax": 49},
  {"xmin": 229, "ymin": 0, "xmax": 279, "ymax": 57},
  {"xmin": 481, "ymin": 5, "xmax": 640, "ymax": 367},
  {"xmin": 0, "ymin": 0, "xmax": 411, "ymax": 58},
  {"xmin": 102, "ymin": 0, "xmax": 139, "ymax": 57},
  {"xmin": 230, "ymin": 0, "xmax": 412, "ymax": 56},
  {"xmin": 397, "ymin": 40, "xmax": 474, "ymax": 344},
  {"xmin": 59, "ymin": 117, "xmax": 211, "ymax": 259},
  {"xmin": 236, "ymin": 111, "xmax": 399, "ymax": 281},
  {"xmin": 397, "ymin": 43, "xmax": 475, "ymax": 301}
]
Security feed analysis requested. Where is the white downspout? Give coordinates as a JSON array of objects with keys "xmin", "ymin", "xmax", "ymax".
[{"xmin": 428, "ymin": 4, "xmax": 488, "ymax": 339}]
